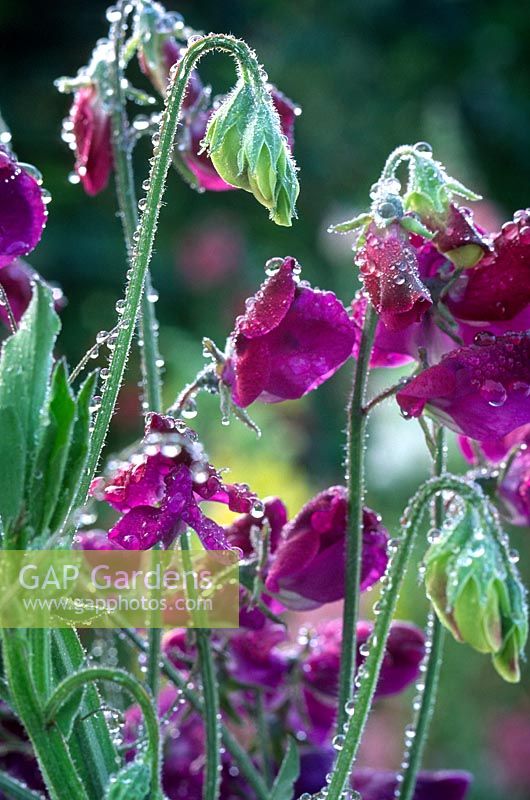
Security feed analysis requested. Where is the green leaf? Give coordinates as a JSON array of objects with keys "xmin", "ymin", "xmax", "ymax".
[
  {"xmin": 105, "ymin": 760, "xmax": 151, "ymax": 800},
  {"xmin": 270, "ymin": 738, "xmax": 300, "ymax": 800},
  {"xmin": 0, "ymin": 282, "xmax": 60, "ymax": 534},
  {"xmin": 48, "ymin": 372, "xmax": 97, "ymax": 536},
  {"xmin": 0, "ymin": 408, "xmax": 25, "ymax": 529},
  {"xmin": 29, "ymin": 360, "xmax": 76, "ymax": 537}
]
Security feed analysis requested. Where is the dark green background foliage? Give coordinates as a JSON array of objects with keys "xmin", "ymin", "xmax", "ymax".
[{"xmin": 1, "ymin": 1, "xmax": 529, "ymax": 798}]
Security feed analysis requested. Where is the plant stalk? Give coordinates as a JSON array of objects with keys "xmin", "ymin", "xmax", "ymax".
[
  {"xmin": 196, "ymin": 630, "xmax": 221, "ymax": 800},
  {"xmin": 337, "ymin": 302, "xmax": 377, "ymax": 730},
  {"xmin": 326, "ymin": 474, "xmax": 488, "ymax": 800},
  {"xmin": 397, "ymin": 427, "xmax": 446, "ymax": 800}
]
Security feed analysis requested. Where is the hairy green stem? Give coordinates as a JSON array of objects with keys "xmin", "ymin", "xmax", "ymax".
[
  {"xmin": 196, "ymin": 631, "xmax": 221, "ymax": 800},
  {"xmin": 0, "ymin": 772, "xmax": 44, "ymax": 800},
  {"xmin": 1, "ymin": 631, "xmax": 89, "ymax": 800},
  {"xmin": 76, "ymin": 32, "xmax": 265, "ymax": 507},
  {"xmin": 326, "ymin": 474, "xmax": 489, "ymax": 800},
  {"xmin": 108, "ymin": 2, "xmax": 164, "ymax": 703},
  {"xmin": 43, "ymin": 667, "xmax": 163, "ymax": 799},
  {"xmin": 337, "ymin": 303, "xmax": 377, "ymax": 730},
  {"xmin": 398, "ymin": 427, "xmax": 446, "ymax": 800},
  {"xmin": 121, "ymin": 628, "xmax": 270, "ymax": 800}
]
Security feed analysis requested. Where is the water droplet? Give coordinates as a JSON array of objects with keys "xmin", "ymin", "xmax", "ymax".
[{"xmin": 480, "ymin": 380, "xmax": 507, "ymax": 407}]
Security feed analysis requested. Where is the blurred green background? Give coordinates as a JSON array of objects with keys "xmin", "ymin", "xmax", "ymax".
[{"xmin": 1, "ymin": 0, "xmax": 530, "ymax": 797}]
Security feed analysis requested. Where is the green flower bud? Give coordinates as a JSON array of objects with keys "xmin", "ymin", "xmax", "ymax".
[
  {"xmin": 424, "ymin": 502, "xmax": 528, "ymax": 682},
  {"xmin": 202, "ymin": 79, "xmax": 299, "ymax": 226}
]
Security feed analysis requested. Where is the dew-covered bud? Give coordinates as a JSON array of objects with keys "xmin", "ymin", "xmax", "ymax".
[
  {"xmin": 424, "ymin": 502, "xmax": 528, "ymax": 682},
  {"xmin": 202, "ymin": 79, "xmax": 299, "ymax": 226}
]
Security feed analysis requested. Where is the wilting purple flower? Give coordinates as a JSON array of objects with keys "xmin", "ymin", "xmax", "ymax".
[
  {"xmin": 0, "ymin": 148, "xmax": 46, "ymax": 268},
  {"xmin": 397, "ymin": 331, "xmax": 530, "ymax": 441},
  {"xmin": 224, "ymin": 496, "xmax": 287, "ymax": 557},
  {"xmin": 265, "ymin": 487, "xmax": 388, "ymax": 610},
  {"xmin": 227, "ymin": 622, "xmax": 291, "ymax": 689},
  {"xmin": 90, "ymin": 413, "xmax": 262, "ymax": 550},
  {"xmin": 70, "ymin": 85, "xmax": 112, "ymax": 195},
  {"xmin": 298, "ymin": 619, "xmax": 425, "ymax": 740},
  {"xmin": 222, "ymin": 258, "xmax": 356, "ymax": 407},
  {"xmin": 352, "ymin": 769, "xmax": 472, "ymax": 800},
  {"xmin": 0, "ymin": 260, "xmax": 65, "ymax": 329},
  {"xmin": 447, "ymin": 210, "xmax": 530, "ymax": 326},
  {"xmin": 355, "ymin": 223, "xmax": 432, "ymax": 331}
]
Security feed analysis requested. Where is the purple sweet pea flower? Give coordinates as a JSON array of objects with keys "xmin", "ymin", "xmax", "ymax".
[
  {"xmin": 73, "ymin": 529, "xmax": 123, "ymax": 550},
  {"xmin": 294, "ymin": 748, "xmax": 335, "ymax": 796},
  {"xmin": 352, "ymin": 769, "xmax": 472, "ymax": 800},
  {"xmin": 161, "ymin": 628, "xmax": 194, "ymax": 671},
  {"xmin": 70, "ymin": 85, "xmax": 113, "ymax": 196},
  {"xmin": 498, "ymin": 448, "xmax": 530, "ymax": 526},
  {"xmin": 447, "ymin": 210, "xmax": 530, "ymax": 326},
  {"xmin": 423, "ymin": 202, "xmax": 488, "ymax": 267},
  {"xmin": 0, "ymin": 260, "xmax": 65, "ymax": 329},
  {"xmin": 227, "ymin": 622, "xmax": 291, "ymax": 689},
  {"xmin": 397, "ymin": 331, "xmax": 530, "ymax": 441},
  {"xmin": 90, "ymin": 413, "xmax": 262, "ymax": 550},
  {"xmin": 355, "ymin": 223, "xmax": 432, "ymax": 331},
  {"xmin": 298, "ymin": 619, "xmax": 425, "ymax": 741},
  {"xmin": 0, "ymin": 147, "xmax": 46, "ymax": 268},
  {"xmin": 265, "ymin": 487, "xmax": 388, "ymax": 610},
  {"xmin": 222, "ymin": 257, "xmax": 357, "ymax": 407}
]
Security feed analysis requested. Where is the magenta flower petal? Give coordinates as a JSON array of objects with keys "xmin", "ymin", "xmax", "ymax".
[
  {"xmin": 0, "ymin": 148, "xmax": 46, "ymax": 268},
  {"xmin": 228, "ymin": 623, "xmax": 290, "ymax": 688},
  {"xmin": 268, "ymin": 85, "xmax": 297, "ymax": 152},
  {"xmin": 397, "ymin": 332, "xmax": 530, "ymax": 440},
  {"xmin": 181, "ymin": 109, "xmax": 237, "ymax": 192},
  {"xmin": 356, "ymin": 223, "xmax": 432, "ymax": 331},
  {"xmin": 447, "ymin": 210, "xmax": 530, "ymax": 324},
  {"xmin": 294, "ymin": 749, "xmax": 335, "ymax": 797},
  {"xmin": 498, "ymin": 449, "xmax": 530, "ymax": 526},
  {"xmin": 458, "ymin": 423, "xmax": 530, "ymax": 465},
  {"xmin": 225, "ymin": 258, "xmax": 356, "ymax": 407},
  {"xmin": 73, "ymin": 529, "xmax": 123, "ymax": 550},
  {"xmin": 352, "ymin": 769, "xmax": 472, "ymax": 800},
  {"xmin": 265, "ymin": 487, "xmax": 388, "ymax": 610},
  {"xmin": 237, "ymin": 258, "xmax": 297, "ymax": 338},
  {"xmin": 70, "ymin": 86, "xmax": 113, "ymax": 196},
  {"xmin": 357, "ymin": 620, "xmax": 425, "ymax": 696}
]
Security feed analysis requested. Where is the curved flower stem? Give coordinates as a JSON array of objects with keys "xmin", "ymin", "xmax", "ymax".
[
  {"xmin": 326, "ymin": 474, "xmax": 489, "ymax": 800},
  {"xmin": 121, "ymin": 628, "xmax": 270, "ymax": 800},
  {"xmin": 337, "ymin": 302, "xmax": 377, "ymax": 731},
  {"xmin": 43, "ymin": 667, "xmax": 163, "ymax": 800},
  {"xmin": 108, "ymin": 2, "xmax": 163, "ymax": 702},
  {"xmin": 397, "ymin": 427, "xmax": 446, "ymax": 800},
  {"xmin": 196, "ymin": 630, "xmax": 222, "ymax": 800},
  {"xmin": 76, "ymin": 32, "xmax": 266, "ymax": 505}
]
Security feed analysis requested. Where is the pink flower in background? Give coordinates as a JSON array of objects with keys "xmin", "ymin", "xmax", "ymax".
[
  {"xmin": 355, "ymin": 223, "xmax": 432, "ymax": 331},
  {"xmin": 223, "ymin": 257, "xmax": 356, "ymax": 407},
  {"xmin": 352, "ymin": 769, "xmax": 472, "ymax": 800},
  {"xmin": 265, "ymin": 486, "xmax": 388, "ymax": 610},
  {"xmin": 489, "ymin": 711, "xmax": 530, "ymax": 793},
  {"xmin": 70, "ymin": 85, "xmax": 112, "ymax": 195},
  {"xmin": 178, "ymin": 216, "xmax": 243, "ymax": 288},
  {"xmin": 0, "ymin": 148, "xmax": 46, "ymax": 267},
  {"xmin": 396, "ymin": 332, "xmax": 530, "ymax": 440}
]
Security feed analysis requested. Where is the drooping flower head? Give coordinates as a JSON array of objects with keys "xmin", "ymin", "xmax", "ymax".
[
  {"xmin": 68, "ymin": 84, "xmax": 113, "ymax": 196},
  {"xmin": 264, "ymin": 486, "xmax": 388, "ymax": 610},
  {"xmin": 90, "ymin": 412, "xmax": 263, "ymax": 550},
  {"xmin": 222, "ymin": 257, "xmax": 357, "ymax": 408},
  {"xmin": 0, "ymin": 147, "xmax": 47, "ymax": 267},
  {"xmin": 355, "ymin": 221, "xmax": 432, "ymax": 331}
]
